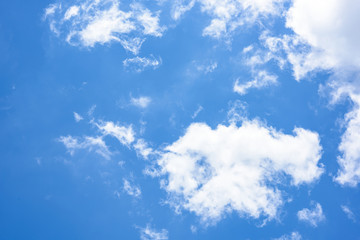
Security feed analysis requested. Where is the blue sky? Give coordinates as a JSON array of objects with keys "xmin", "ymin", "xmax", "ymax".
[{"xmin": 1, "ymin": 0, "xmax": 360, "ymax": 239}]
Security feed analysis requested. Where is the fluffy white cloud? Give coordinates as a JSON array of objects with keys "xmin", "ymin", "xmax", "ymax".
[
  {"xmin": 123, "ymin": 179, "xmax": 141, "ymax": 198},
  {"xmin": 123, "ymin": 56, "xmax": 162, "ymax": 72},
  {"xmin": 297, "ymin": 202, "xmax": 325, "ymax": 227},
  {"xmin": 335, "ymin": 93, "xmax": 360, "ymax": 186},
  {"xmin": 286, "ymin": 0, "xmax": 360, "ymax": 72},
  {"xmin": 172, "ymin": 0, "xmax": 286, "ymax": 39},
  {"xmin": 157, "ymin": 119, "xmax": 323, "ymax": 223},
  {"xmin": 131, "ymin": 96, "xmax": 152, "ymax": 108},
  {"xmin": 44, "ymin": 0, "xmax": 164, "ymax": 52},
  {"xmin": 139, "ymin": 225, "xmax": 168, "ymax": 240}
]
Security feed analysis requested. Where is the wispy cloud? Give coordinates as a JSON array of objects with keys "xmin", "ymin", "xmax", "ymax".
[
  {"xmin": 73, "ymin": 112, "xmax": 83, "ymax": 122},
  {"xmin": 297, "ymin": 202, "xmax": 326, "ymax": 227},
  {"xmin": 341, "ymin": 205, "xmax": 356, "ymax": 222},
  {"xmin": 44, "ymin": 0, "xmax": 165, "ymax": 53},
  {"xmin": 123, "ymin": 56, "xmax": 162, "ymax": 72},
  {"xmin": 131, "ymin": 96, "xmax": 152, "ymax": 109},
  {"xmin": 139, "ymin": 225, "xmax": 168, "ymax": 240},
  {"xmin": 123, "ymin": 179, "xmax": 141, "ymax": 198}
]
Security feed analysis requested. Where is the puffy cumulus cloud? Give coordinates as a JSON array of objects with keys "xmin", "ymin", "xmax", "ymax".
[
  {"xmin": 297, "ymin": 202, "xmax": 325, "ymax": 227},
  {"xmin": 172, "ymin": 0, "xmax": 286, "ymax": 39},
  {"xmin": 335, "ymin": 93, "xmax": 360, "ymax": 186},
  {"xmin": 139, "ymin": 225, "xmax": 168, "ymax": 240},
  {"xmin": 157, "ymin": 120, "xmax": 323, "ymax": 224},
  {"xmin": 273, "ymin": 232, "xmax": 302, "ymax": 240},
  {"xmin": 258, "ymin": 0, "xmax": 360, "ymax": 80},
  {"xmin": 286, "ymin": 0, "xmax": 360, "ymax": 72},
  {"xmin": 44, "ymin": 0, "xmax": 165, "ymax": 53},
  {"xmin": 123, "ymin": 56, "xmax": 162, "ymax": 72}
]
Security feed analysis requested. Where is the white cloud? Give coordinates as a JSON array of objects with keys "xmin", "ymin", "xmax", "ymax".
[
  {"xmin": 73, "ymin": 112, "xmax": 83, "ymax": 122},
  {"xmin": 139, "ymin": 225, "xmax": 168, "ymax": 240},
  {"xmin": 234, "ymin": 70, "xmax": 278, "ymax": 95},
  {"xmin": 131, "ymin": 96, "xmax": 152, "ymax": 108},
  {"xmin": 59, "ymin": 119, "xmax": 136, "ymax": 159},
  {"xmin": 64, "ymin": 5, "xmax": 79, "ymax": 20},
  {"xmin": 58, "ymin": 135, "xmax": 112, "ymax": 159},
  {"xmin": 172, "ymin": 0, "xmax": 286, "ymax": 39},
  {"xmin": 44, "ymin": 0, "xmax": 164, "ymax": 52},
  {"xmin": 341, "ymin": 205, "xmax": 356, "ymax": 222},
  {"xmin": 297, "ymin": 202, "xmax": 325, "ymax": 227},
  {"xmin": 134, "ymin": 139, "xmax": 154, "ymax": 160},
  {"xmin": 123, "ymin": 56, "xmax": 162, "ymax": 72},
  {"xmin": 157, "ymin": 119, "xmax": 323, "ymax": 224},
  {"xmin": 123, "ymin": 179, "xmax": 141, "ymax": 198},
  {"xmin": 286, "ymin": 0, "xmax": 360, "ymax": 72},
  {"xmin": 119, "ymin": 37, "xmax": 145, "ymax": 55},
  {"xmin": 335, "ymin": 93, "xmax": 360, "ymax": 186},
  {"xmin": 95, "ymin": 120, "xmax": 135, "ymax": 146},
  {"xmin": 273, "ymin": 232, "xmax": 302, "ymax": 240}
]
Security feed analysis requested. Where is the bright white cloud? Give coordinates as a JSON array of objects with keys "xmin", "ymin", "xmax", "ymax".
[
  {"xmin": 273, "ymin": 232, "xmax": 302, "ymax": 240},
  {"xmin": 297, "ymin": 202, "xmax": 325, "ymax": 227},
  {"xmin": 44, "ymin": 0, "xmax": 164, "ymax": 52},
  {"xmin": 341, "ymin": 205, "xmax": 356, "ymax": 222},
  {"xmin": 139, "ymin": 225, "xmax": 168, "ymax": 240},
  {"xmin": 123, "ymin": 56, "xmax": 162, "ymax": 72},
  {"xmin": 64, "ymin": 5, "xmax": 79, "ymax": 20},
  {"xmin": 73, "ymin": 112, "xmax": 83, "ymax": 122},
  {"xmin": 335, "ymin": 94, "xmax": 360, "ymax": 186},
  {"xmin": 286, "ymin": 0, "xmax": 360, "ymax": 72},
  {"xmin": 157, "ymin": 119, "xmax": 323, "ymax": 223},
  {"xmin": 123, "ymin": 179, "xmax": 141, "ymax": 198},
  {"xmin": 234, "ymin": 70, "xmax": 278, "ymax": 95},
  {"xmin": 131, "ymin": 96, "xmax": 152, "ymax": 108}
]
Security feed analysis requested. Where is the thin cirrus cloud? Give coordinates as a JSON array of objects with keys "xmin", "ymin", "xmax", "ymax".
[
  {"xmin": 171, "ymin": 0, "xmax": 286, "ymax": 39},
  {"xmin": 130, "ymin": 96, "xmax": 152, "ymax": 109},
  {"xmin": 297, "ymin": 202, "xmax": 325, "ymax": 227},
  {"xmin": 273, "ymin": 232, "xmax": 302, "ymax": 240},
  {"xmin": 139, "ymin": 225, "xmax": 168, "ymax": 240},
  {"xmin": 123, "ymin": 56, "xmax": 162, "ymax": 72},
  {"xmin": 44, "ymin": 0, "xmax": 165, "ymax": 54},
  {"xmin": 59, "ymin": 115, "xmax": 154, "ymax": 161},
  {"xmin": 156, "ymin": 119, "xmax": 323, "ymax": 224},
  {"xmin": 123, "ymin": 178, "xmax": 141, "ymax": 198}
]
